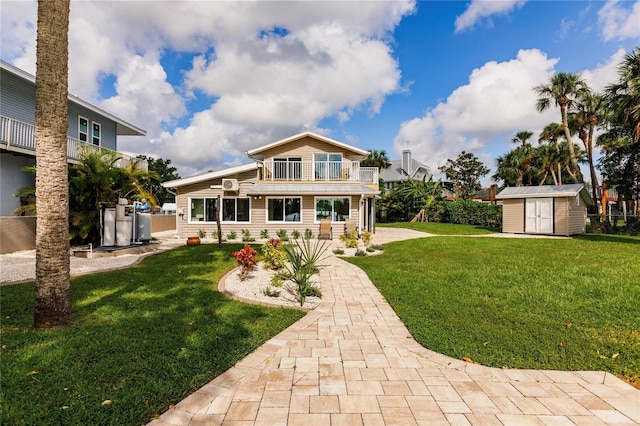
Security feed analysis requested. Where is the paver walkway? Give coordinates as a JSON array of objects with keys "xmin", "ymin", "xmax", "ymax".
[{"xmin": 152, "ymin": 229, "xmax": 639, "ymax": 425}]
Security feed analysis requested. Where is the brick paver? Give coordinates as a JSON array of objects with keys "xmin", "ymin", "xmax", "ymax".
[{"xmin": 151, "ymin": 229, "xmax": 640, "ymax": 425}]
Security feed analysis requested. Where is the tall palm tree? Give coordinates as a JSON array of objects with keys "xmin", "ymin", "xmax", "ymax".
[
  {"xmin": 570, "ymin": 91, "xmax": 606, "ymax": 201},
  {"xmin": 34, "ymin": 0, "xmax": 71, "ymax": 328},
  {"xmin": 512, "ymin": 130, "xmax": 534, "ymax": 148},
  {"xmin": 606, "ymin": 47, "xmax": 640, "ymax": 143},
  {"xmin": 535, "ymin": 72, "xmax": 589, "ymax": 182},
  {"xmin": 534, "ymin": 143, "xmax": 560, "ymax": 185},
  {"xmin": 539, "ymin": 122, "xmax": 565, "ymax": 184}
]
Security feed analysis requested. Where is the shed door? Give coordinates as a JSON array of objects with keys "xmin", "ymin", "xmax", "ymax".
[{"xmin": 525, "ymin": 198, "xmax": 553, "ymax": 234}]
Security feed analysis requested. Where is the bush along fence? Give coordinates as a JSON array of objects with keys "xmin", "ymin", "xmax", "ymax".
[{"xmin": 425, "ymin": 199, "xmax": 502, "ymax": 228}]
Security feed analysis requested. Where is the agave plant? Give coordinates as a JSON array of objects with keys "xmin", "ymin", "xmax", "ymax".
[{"xmin": 278, "ymin": 238, "xmax": 328, "ymax": 306}]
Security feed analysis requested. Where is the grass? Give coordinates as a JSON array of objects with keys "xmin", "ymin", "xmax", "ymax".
[
  {"xmin": 0, "ymin": 244, "xmax": 305, "ymax": 425},
  {"xmin": 378, "ymin": 222, "xmax": 500, "ymax": 235},
  {"xmin": 347, "ymin": 233, "xmax": 640, "ymax": 385}
]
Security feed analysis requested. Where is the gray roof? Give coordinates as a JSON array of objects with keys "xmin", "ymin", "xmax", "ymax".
[
  {"xmin": 379, "ymin": 160, "xmax": 431, "ymax": 182},
  {"xmin": 495, "ymin": 184, "xmax": 594, "ymax": 206},
  {"xmin": 247, "ymin": 183, "xmax": 379, "ymax": 196}
]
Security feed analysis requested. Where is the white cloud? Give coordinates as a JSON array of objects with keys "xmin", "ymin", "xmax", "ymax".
[
  {"xmin": 598, "ymin": 0, "xmax": 640, "ymax": 41},
  {"xmin": 394, "ymin": 49, "xmax": 560, "ymax": 175},
  {"xmin": 582, "ymin": 48, "xmax": 627, "ymax": 92},
  {"xmin": 1, "ymin": 0, "xmax": 415, "ymax": 176},
  {"xmin": 454, "ymin": 0, "xmax": 527, "ymax": 33}
]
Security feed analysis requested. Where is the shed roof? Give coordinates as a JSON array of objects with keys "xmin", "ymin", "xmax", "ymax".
[
  {"xmin": 495, "ymin": 184, "xmax": 594, "ymax": 206},
  {"xmin": 246, "ymin": 183, "xmax": 379, "ymax": 196}
]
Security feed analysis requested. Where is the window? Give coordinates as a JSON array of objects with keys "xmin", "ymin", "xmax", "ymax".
[
  {"xmin": 222, "ymin": 198, "xmax": 250, "ymax": 222},
  {"xmin": 314, "ymin": 153, "xmax": 342, "ymax": 180},
  {"xmin": 190, "ymin": 198, "xmax": 218, "ymax": 222},
  {"xmin": 92, "ymin": 122, "xmax": 101, "ymax": 145},
  {"xmin": 268, "ymin": 197, "xmax": 301, "ymax": 222},
  {"xmin": 78, "ymin": 117, "xmax": 88, "ymax": 142},
  {"xmin": 315, "ymin": 197, "xmax": 350, "ymax": 222},
  {"xmin": 273, "ymin": 157, "xmax": 302, "ymax": 180}
]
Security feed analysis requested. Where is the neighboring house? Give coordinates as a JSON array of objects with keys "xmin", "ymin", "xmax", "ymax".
[
  {"xmin": 495, "ymin": 184, "xmax": 594, "ymax": 236},
  {"xmin": 379, "ymin": 149, "xmax": 431, "ymax": 190},
  {"xmin": 0, "ymin": 60, "xmax": 146, "ymax": 217},
  {"xmin": 162, "ymin": 132, "xmax": 380, "ymax": 239}
]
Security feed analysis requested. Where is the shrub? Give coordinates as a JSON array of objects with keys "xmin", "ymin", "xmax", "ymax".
[
  {"xmin": 270, "ymin": 274, "xmax": 284, "ymax": 288},
  {"xmin": 227, "ymin": 230, "xmax": 237, "ymax": 240},
  {"xmin": 262, "ymin": 287, "xmax": 281, "ymax": 298},
  {"xmin": 304, "ymin": 228, "xmax": 313, "ymax": 240},
  {"xmin": 260, "ymin": 229, "xmax": 269, "ymax": 239},
  {"xmin": 291, "ymin": 229, "xmax": 301, "ymax": 240},
  {"xmin": 232, "ymin": 244, "xmax": 258, "ymax": 281},
  {"xmin": 354, "ymin": 249, "xmax": 367, "ymax": 257},
  {"xmin": 425, "ymin": 199, "xmax": 502, "ymax": 228},
  {"xmin": 361, "ymin": 230, "xmax": 372, "ymax": 246},
  {"xmin": 276, "ymin": 229, "xmax": 289, "ymax": 241},
  {"xmin": 261, "ymin": 238, "xmax": 287, "ymax": 270},
  {"xmin": 211, "ymin": 230, "xmax": 219, "ymax": 240},
  {"xmin": 339, "ymin": 230, "xmax": 359, "ymax": 248},
  {"xmin": 198, "ymin": 228, "xmax": 206, "ymax": 238},
  {"xmin": 332, "ymin": 248, "xmax": 345, "ymax": 255},
  {"xmin": 241, "ymin": 228, "xmax": 255, "ymax": 242},
  {"xmin": 366, "ymin": 246, "xmax": 376, "ymax": 253},
  {"xmin": 369, "ymin": 244, "xmax": 384, "ymax": 251},
  {"xmin": 279, "ymin": 238, "xmax": 328, "ymax": 306}
]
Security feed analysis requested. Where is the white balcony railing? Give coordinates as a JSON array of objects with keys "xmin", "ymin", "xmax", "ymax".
[
  {"xmin": 0, "ymin": 115, "xmax": 146, "ymax": 170},
  {"xmin": 261, "ymin": 160, "xmax": 378, "ymax": 185}
]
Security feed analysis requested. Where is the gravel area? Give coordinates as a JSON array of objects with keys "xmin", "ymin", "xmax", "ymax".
[{"xmin": 221, "ymin": 262, "xmax": 322, "ymax": 310}]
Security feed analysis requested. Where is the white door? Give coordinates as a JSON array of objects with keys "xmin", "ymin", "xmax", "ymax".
[{"xmin": 525, "ymin": 198, "xmax": 553, "ymax": 234}]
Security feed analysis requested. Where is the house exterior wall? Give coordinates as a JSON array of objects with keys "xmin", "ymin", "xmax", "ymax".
[
  {"xmin": 567, "ymin": 195, "xmax": 587, "ymax": 235},
  {"xmin": 1, "ymin": 69, "xmax": 36, "ymax": 124},
  {"xmin": 257, "ymin": 135, "xmax": 364, "ymax": 164},
  {"xmin": 0, "ymin": 152, "xmax": 35, "ymax": 216},
  {"xmin": 174, "ymin": 168, "xmax": 361, "ymax": 238},
  {"xmin": 501, "ymin": 199, "xmax": 524, "ymax": 233}
]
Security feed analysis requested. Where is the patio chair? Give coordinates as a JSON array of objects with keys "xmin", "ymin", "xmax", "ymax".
[
  {"xmin": 318, "ymin": 218, "xmax": 332, "ymax": 240},
  {"xmin": 344, "ymin": 219, "xmax": 357, "ymax": 237}
]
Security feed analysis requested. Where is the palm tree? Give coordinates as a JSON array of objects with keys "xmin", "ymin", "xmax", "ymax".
[
  {"xmin": 34, "ymin": 0, "xmax": 71, "ymax": 328},
  {"xmin": 534, "ymin": 143, "xmax": 560, "ymax": 185},
  {"xmin": 535, "ymin": 72, "xmax": 589, "ymax": 182},
  {"xmin": 606, "ymin": 47, "xmax": 640, "ymax": 143},
  {"xmin": 570, "ymin": 91, "xmax": 606, "ymax": 201},
  {"xmin": 538, "ymin": 122, "xmax": 565, "ymax": 184},
  {"xmin": 512, "ymin": 130, "xmax": 534, "ymax": 148},
  {"xmin": 361, "ymin": 149, "xmax": 392, "ymax": 170}
]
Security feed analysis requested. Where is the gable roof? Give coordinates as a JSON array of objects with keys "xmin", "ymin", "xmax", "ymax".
[
  {"xmin": 162, "ymin": 163, "xmax": 258, "ymax": 188},
  {"xmin": 495, "ymin": 184, "xmax": 594, "ymax": 206},
  {"xmin": 379, "ymin": 159, "xmax": 431, "ymax": 182},
  {"xmin": 0, "ymin": 60, "xmax": 146, "ymax": 136},
  {"xmin": 246, "ymin": 131, "xmax": 368, "ymax": 159}
]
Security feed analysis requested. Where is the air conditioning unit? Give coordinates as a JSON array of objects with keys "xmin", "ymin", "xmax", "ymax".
[{"xmin": 222, "ymin": 178, "xmax": 239, "ymax": 191}]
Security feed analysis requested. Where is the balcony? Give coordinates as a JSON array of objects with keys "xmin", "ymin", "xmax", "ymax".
[
  {"xmin": 0, "ymin": 115, "xmax": 146, "ymax": 170},
  {"xmin": 261, "ymin": 160, "xmax": 378, "ymax": 186}
]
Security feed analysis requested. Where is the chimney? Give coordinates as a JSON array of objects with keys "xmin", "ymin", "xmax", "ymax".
[{"xmin": 402, "ymin": 149, "xmax": 412, "ymax": 177}]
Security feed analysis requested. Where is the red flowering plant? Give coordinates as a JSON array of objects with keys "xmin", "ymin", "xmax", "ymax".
[{"xmin": 232, "ymin": 244, "xmax": 258, "ymax": 281}]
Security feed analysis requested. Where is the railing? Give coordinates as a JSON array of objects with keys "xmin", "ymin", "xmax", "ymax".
[
  {"xmin": 262, "ymin": 160, "xmax": 378, "ymax": 184},
  {"xmin": 0, "ymin": 115, "xmax": 146, "ymax": 170}
]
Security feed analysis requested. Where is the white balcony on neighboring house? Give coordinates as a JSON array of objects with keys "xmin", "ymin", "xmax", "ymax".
[
  {"xmin": 0, "ymin": 115, "xmax": 147, "ymax": 170},
  {"xmin": 261, "ymin": 159, "xmax": 378, "ymax": 185}
]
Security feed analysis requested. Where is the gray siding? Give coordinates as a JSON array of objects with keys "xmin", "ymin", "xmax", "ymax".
[
  {"xmin": 1, "ymin": 67, "xmax": 118, "ymax": 150},
  {"xmin": 0, "ymin": 152, "xmax": 36, "ymax": 216}
]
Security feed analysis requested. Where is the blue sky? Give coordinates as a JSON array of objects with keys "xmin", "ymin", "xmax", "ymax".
[{"xmin": 1, "ymin": 0, "xmax": 638, "ymax": 181}]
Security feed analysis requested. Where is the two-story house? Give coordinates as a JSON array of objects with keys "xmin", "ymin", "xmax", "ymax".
[
  {"xmin": 379, "ymin": 149, "xmax": 432, "ymax": 191},
  {"xmin": 0, "ymin": 60, "xmax": 146, "ymax": 216},
  {"xmin": 162, "ymin": 132, "xmax": 380, "ymax": 239},
  {"xmin": 0, "ymin": 60, "xmax": 146, "ymax": 253}
]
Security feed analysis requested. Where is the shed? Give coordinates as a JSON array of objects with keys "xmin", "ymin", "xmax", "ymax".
[{"xmin": 495, "ymin": 184, "xmax": 594, "ymax": 236}]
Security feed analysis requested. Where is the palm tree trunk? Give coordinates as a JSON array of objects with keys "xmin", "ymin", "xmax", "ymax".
[
  {"xmin": 560, "ymin": 104, "xmax": 583, "ymax": 182},
  {"xmin": 34, "ymin": 0, "xmax": 71, "ymax": 328},
  {"xmin": 586, "ymin": 125, "xmax": 600, "ymax": 201}
]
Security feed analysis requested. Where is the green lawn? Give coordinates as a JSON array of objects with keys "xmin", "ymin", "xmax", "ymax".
[
  {"xmin": 378, "ymin": 222, "xmax": 500, "ymax": 235},
  {"xmin": 1, "ymin": 244, "xmax": 304, "ymax": 425},
  {"xmin": 348, "ymin": 233, "xmax": 640, "ymax": 385}
]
